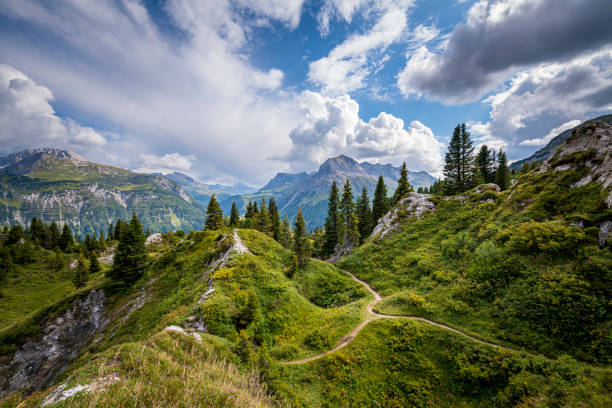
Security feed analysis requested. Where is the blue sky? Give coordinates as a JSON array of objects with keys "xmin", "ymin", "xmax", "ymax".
[{"xmin": 0, "ymin": 0, "xmax": 610, "ymax": 186}]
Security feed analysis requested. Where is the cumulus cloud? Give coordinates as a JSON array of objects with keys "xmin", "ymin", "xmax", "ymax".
[
  {"xmin": 0, "ymin": 0, "xmax": 299, "ymax": 184},
  {"xmin": 0, "ymin": 64, "xmax": 106, "ymax": 152},
  {"xmin": 283, "ymin": 91, "xmax": 444, "ymax": 175},
  {"xmin": 519, "ymin": 119, "xmax": 582, "ymax": 147},
  {"xmin": 134, "ymin": 152, "xmax": 196, "ymax": 174},
  {"xmin": 470, "ymin": 49, "xmax": 611, "ymax": 153},
  {"xmin": 398, "ymin": 0, "xmax": 612, "ymax": 103},
  {"xmin": 309, "ymin": 1, "xmax": 412, "ymax": 95}
]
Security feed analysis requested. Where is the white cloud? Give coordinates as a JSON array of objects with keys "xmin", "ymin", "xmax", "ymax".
[
  {"xmin": 236, "ymin": 0, "xmax": 305, "ymax": 29},
  {"xmin": 309, "ymin": 1, "xmax": 412, "ymax": 95},
  {"xmin": 134, "ymin": 152, "xmax": 196, "ymax": 174},
  {"xmin": 0, "ymin": 64, "xmax": 106, "ymax": 152},
  {"xmin": 519, "ymin": 119, "xmax": 581, "ymax": 147},
  {"xmin": 283, "ymin": 91, "xmax": 444, "ymax": 175}
]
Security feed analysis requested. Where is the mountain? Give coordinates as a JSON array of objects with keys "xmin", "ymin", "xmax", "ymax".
[
  {"xmin": 162, "ymin": 171, "xmax": 257, "ymax": 208},
  {"xmin": 510, "ymin": 113, "xmax": 612, "ymax": 171},
  {"xmin": 0, "ymin": 148, "xmax": 206, "ymax": 236},
  {"xmin": 221, "ymin": 155, "xmax": 437, "ymax": 229}
]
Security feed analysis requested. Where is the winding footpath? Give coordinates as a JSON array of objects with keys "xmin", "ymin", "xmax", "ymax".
[{"xmin": 282, "ymin": 269, "xmax": 515, "ymax": 365}]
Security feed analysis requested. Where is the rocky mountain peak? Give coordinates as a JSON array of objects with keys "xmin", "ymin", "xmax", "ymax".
[
  {"xmin": 317, "ymin": 154, "xmax": 362, "ymax": 177},
  {"xmin": 0, "ymin": 148, "xmax": 87, "ymax": 169}
]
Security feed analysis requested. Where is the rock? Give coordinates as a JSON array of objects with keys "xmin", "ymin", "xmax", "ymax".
[
  {"xmin": 599, "ymin": 221, "xmax": 612, "ymax": 248},
  {"xmin": 371, "ymin": 192, "xmax": 435, "ymax": 241},
  {"xmin": 1, "ymin": 290, "xmax": 107, "ymax": 397},
  {"xmin": 41, "ymin": 374, "xmax": 121, "ymax": 406},
  {"xmin": 475, "ymin": 183, "xmax": 501, "ymax": 193},
  {"xmin": 145, "ymin": 233, "xmax": 162, "ymax": 246},
  {"xmin": 97, "ymin": 246, "xmax": 115, "ymax": 265}
]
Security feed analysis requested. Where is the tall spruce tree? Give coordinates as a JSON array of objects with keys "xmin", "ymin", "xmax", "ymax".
[
  {"xmin": 372, "ymin": 176, "xmax": 389, "ymax": 224},
  {"xmin": 49, "ymin": 222, "xmax": 61, "ymax": 249},
  {"xmin": 73, "ymin": 253, "xmax": 87, "ymax": 288},
  {"xmin": 392, "ymin": 162, "xmax": 412, "ymax": 204},
  {"xmin": 281, "ymin": 215, "xmax": 292, "ymax": 249},
  {"xmin": 60, "ymin": 224, "xmax": 73, "ymax": 251},
  {"xmin": 356, "ymin": 186, "xmax": 372, "ymax": 243},
  {"xmin": 495, "ymin": 150, "xmax": 511, "ymax": 191},
  {"xmin": 205, "ymin": 194, "xmax": 224, "ymax": 230},
  {"xmin": 444, "ymin": 123, "xmax": 475, "ymax": 193},
  {"xmin": 323, "ymin": 181, "xmax": 340, "ymax": 256},
  {"xmin": 229, "ymin": 201, "xmax": 240, "ymax": 227},
  {"xmin": 475, "ymin": 145, "xmax": 496, "ymax": 183},
  {"xmin": 293, "ymin": 207, "xmax": 310, "ymax": 267},
  {"xmin": 89, "ymin": 251, "xmax": 101, "ymax": 275},
  {"xmin": 107, "ymin": 213, "xmax": 147, "ymax": 288},
  {"xmin": 256, "ymin": 197, "xmax": 271, "ymax": 235},
  {"xmin": 339, "ymin": 179, "xmax": 359, "ymax": 246},
  {"xmin": 107, "ymin": 222, "xmax": 114, "ymax": 241},
  {"xmin": 268, "ymin": 198, "xmax": 281, "ymax": 241},
  {"xmin": 459, "ymin": 124, "xmax": 475, "ymax": 190}
]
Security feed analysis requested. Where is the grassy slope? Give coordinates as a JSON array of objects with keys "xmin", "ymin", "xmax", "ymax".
[{"xmin": 340, "ymin": 156, "xmax": 611, "ymax": 364}]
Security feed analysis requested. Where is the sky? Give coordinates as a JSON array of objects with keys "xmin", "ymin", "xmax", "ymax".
[{"xmin": 0, "ymin": 0, "xmax": 611, "ymax": 186}]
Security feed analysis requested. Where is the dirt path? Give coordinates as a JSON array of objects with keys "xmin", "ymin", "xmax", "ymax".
[{"xmin": 282, "ymin": 270, "xmax": 514, "ymax": 365}]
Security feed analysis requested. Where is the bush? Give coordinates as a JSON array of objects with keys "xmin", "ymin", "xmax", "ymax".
[
  {"xmin": 499, "ymin": 221, "xmax": 586, "ymax": 257},
  {"xmin": 303, "ymin": 328, "xmax": 331, "ymax": 351}
]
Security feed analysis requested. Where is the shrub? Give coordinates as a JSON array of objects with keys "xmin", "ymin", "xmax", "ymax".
[
  {"xmin": 303, "ymin": 328, "xmax": 331, "ymax": 351},
  {"xmin": 500, "ymin": 221, "xmax": 586, "ymax": 257}
]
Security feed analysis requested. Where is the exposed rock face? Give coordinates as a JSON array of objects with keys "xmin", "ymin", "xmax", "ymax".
[
  {"xmin": 599, "ymin": 221, "xmax": 612, "ymax": 248},
  {"xmin": 145, "ymin": 233, "xmax": 163, "ymax": 246},
  {"xmin": 1, "ymin": 290, "xmax": 106, "ymax": 397},
  {"xmin": 371, "ymin": 192, "xmax": 435, "ymax": 240},
  {"xmin": 540, "ymin": 121, "xmax": 612, "ymax": 207},
  {"xmin": 475, "ymin": 183, "xmax": 501, "ymax": 193}
]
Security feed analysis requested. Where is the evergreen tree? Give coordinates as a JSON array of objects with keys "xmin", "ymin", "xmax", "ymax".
[
  {"xmin": 89, "ymin": 251, "xmax": 101, "ymax": 275},
  {"xmin": 108, "ymin": 222, "xmax": 114, "ymax": 241},
  {"xmin": 392, "ymin": 162, "xmax": 412, "ymax": 204},
  {"xmin": 7, "ymin": 225, "xmax": 23, "ymax": 245},
  {"xmin": 268, "ymin": 198, "xmax": 281, "ymax": 241},
  {"xmin": 476, "ymin": 145, "xmax": 496, "ymax": 183},
  {"xmin": 84, "ymin": 234, "xmax": 93, "ymax": 254},
  {"xmin": 99, "ymin": 230, "xmax": 107, "ymax": 251},
  {"xmin": 339, "ymin": 179, "xmax": 359, "ymax": 246},
  {"xmin": 53, "ymin": 249, "xmax": 64, "ymax": 271},
  {"xmin": 443, "ymin": 125, "xmax": 462, "ymax": 194},
  {"xmin": 245, "ymin": 201, "xmax": 254, "ymax": 219},
  {"xmin": 229, "ymin": 201, "xmax": 240, "ymax": 227},
  {"xmin": 519, "ymin": 161, "xmax": 531, "ymax": 174},
  {"xmin": 323, "ymin": 182, "xmax": 340, "ymax": 256},
  {"xmin": 293, "ymin": 207, "xmax": 310, "ymax": 267},
  {"xmin": 145, "ymin": 227, "xmax": 150, "ymax": 237},
  {"xmin": 205, "ymin": 194, "xmax": 224, "ymax": 230},
  {"xmin": 114, "ymin": 219, "xmax": 123, "ymax": 241},
  {"xmin": 495, "ymin": 150, "xmax": 511, "ymax": 191},
  {"xmin": 107, "ymin": 213, "xmax": 147, "ymax": 288},
  {"xmin": 356, "ymin": 186, "xmax": 372, "ymax": 243},
  {"xmin": 59, "ymin": 224, "xmax": 73, "ymax": 250},
  {"xmin": 281, "ymin": 215, "xmax": 292, "ymax": 249},
  {"xmin": 73, "ymin": 253, "xmax": 87, "ymax": 288},
  {"xmin": 49, "ymin": 222, "xmax": 61, "ymax": 249},
  {"xmin": 460, "ymin": 123, "xmax": 475, "ymax": 189},
  {"xmin": 256, "ymin": 197, "xmax": 271, "ymax": 235},
  {"xmin": 372, "ymin": 176, "xmax": 389, "ymax": 224},
  {"xmin": 471, "ymin": 166, "xmax": 485, "ymax": 187}
]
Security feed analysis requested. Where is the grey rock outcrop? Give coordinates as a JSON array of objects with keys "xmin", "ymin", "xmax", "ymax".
[
  {"xmin": 1, "ymin": 290, "xmax": 106, "ymax": 397},
  {"xmin": 371, "ymin": 192, "xmax": 435, "ymax": 240},
  {"xmin": 475, "ymin": 183, "xmax": 501, "ymax": 193}
]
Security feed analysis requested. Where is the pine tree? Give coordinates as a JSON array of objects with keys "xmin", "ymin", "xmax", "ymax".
[
  {"xmin": 281, "ymin": 215, "xmax": 292, "ymax": 249},
  {"xmin": 356, "ymin": 186, "xmax": 372, "ymax": 243},
  {"xmin": 99, "ymin": 230, "xmax": 107, "ymax": 251},
  {"xmin": 475, "ymin": 145, "xmax": 496, "ymax": 183},
  {"xmin": 372, "ymin": 176, "xmax": 389, "ymax": 224},
  {"xmin": 256, "ymin": 197, "xmax": 271, "ymax": 235},
  {"xmin": 107, "ymin": 213, "xmax": 147, "ymax": 288},
  {"xmin": 392, "ymin": 162, "xmax": 412, "ymax": 204},
  {"xmin": 73, "ymin": 253, "xmax": 87, "ymax": 288},
  {"xmin": 60, "ymin": 224, "xmax": 73, "ymax": 251},
  {"xmin": 114, "ymin": 219, "xmax": 123, "ymax": 241},
  {"xmin": 205, "ymin": 194, "xmax": 224, "ymax": 230},
  {"xmin": 339, "ymin": 179, "xmax": 359, "ymax": 246},
  {"xmin": 49, "ymin": 222, "xmax": 61, "ymax": 249},
  {"xmin": 229, "ymin": 201, "xmax": 240, "ymax": 227},
  {"xmin": 108, "ymin": 222, "xmax": 114, "ymax": 241},
  {"xmin": 89, "ymin": 251, "xmax": 101, "ymax": 275},
  {"xmin": 7, "ymin": 225, "xmax": 24, "ymax": 245},
  {"xmin": 268, "ymin": 198, "xmax": 281, "ymax": 241},
  {"xmin": 323, "ymin": 182, "xmax": 340, "ymax": 256},
  {"xmin": 293, "ymin": 207, "xmax": 310, "ymax": 267},
  {"xmin": 443, "ymin": 125, "xmax": 462, "ymax": 194},
  {"xmin": 495, "ymin": 150, "xmax": 511, "ymax": 191},
  {"xmin": 519, "ymin": 161, "xmax": 531, "ymax": 174},
  {"xmin": 460, "ymin": 124, "xmax": 475, "ymax": 190}
]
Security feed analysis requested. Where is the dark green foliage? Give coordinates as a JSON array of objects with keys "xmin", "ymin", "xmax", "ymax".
[
  {"xmin": 49, "ymin": 222, "xmax": 61, "ymax": 249},
  {"xmin": 372, "ymin": 175, "xmax": 389, "ymax": 224},
  {"xmin": 392, "ymin": 162, "xmax": 412, "ymax": 204},
  {"xmin": 73, "ymin": 253, "xmax": 87, "ymax": 288},
  {"xmin": 269, "ymin": 198, "xmax": 281, "ymax": 242},
  {"xmin": 229, "ymin": 201, "xmax": 240, "ymax": 227},
  {"xmin": 107, "ymin": 222, "xmax": 114, "ymax": 241},
  {"xmin": 475, "ymin": 145, "xmax": 496, "ymax": 183},
  {"xmin": 234, "ymin": 330, "xmax": 253, "ymax": 365},
  {"xmin": 339, "ymin": 179, "xmax": 359, "ymax": 246},
  {"xmin": 495, "ymin": 150, "xmax": 511, "ymax": 191},
  {"xmin": 205, "ymin": 194, "xmax": 224, "ymax": 230},
  {"xmin": 256, "ymin": 197, "xmax": 271, "ymax": 235},
  {"xmin": 7, "ymin": 225, "xmax": 24, "ymax": 245},
  {"xmin": 234, "ymin": 290, "xmax": 260, "ymax": 330},
  {"xmin": 303, "ymin": 328, "xmax": 331, "ymax": 351},
  {"xmin": 89, "ymin": 251, "xmax": 101, "ymax": 275},
  {"xmin": 107, "ymin": 213, "xmax": 147, "ymax": 288},
  {"xmin": 323, "ymin": 182, "xmax": 340, "ymax": 256},
  {"xmin": 280, "ymin": 215, "xmax": 292, "ymax": 249},
  {"xmin": 293, "ymin": 207, "xmax": 310, "ymax": 267},
  {"xmin": 356, "ymin": 186, "xmax": 372, "ymax": 243},
  {"xmin": 444, "ymin": 124, "xmax": 475, "ymax": 193}
]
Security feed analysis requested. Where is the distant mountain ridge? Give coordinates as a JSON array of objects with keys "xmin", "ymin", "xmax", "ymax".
[
  {"xmin": 211, "ymin": 155, "xmax": 437, "ymax": 229},
  {"xmin": 511, "ymin": 114, "xmax": 612, "ymax": 171},
  {"xmin": 0, "ymin": 148, "xmax": 205, "ymax": 235}
]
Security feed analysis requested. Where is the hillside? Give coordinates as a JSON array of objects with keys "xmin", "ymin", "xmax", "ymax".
[
  {"xmin": 510, "ymin": 113, "xmax": 612, "ymax": 171},
  {"xmin": 218, "ymin": 155, "xmax": 437, "ymax": 229},
  {"xmin": 0, "ymin": 149, "xmax": 206, "ymax": 236}
]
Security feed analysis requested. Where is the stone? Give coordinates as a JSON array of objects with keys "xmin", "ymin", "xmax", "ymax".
[{"xmin": 475, "ymin": 183, "xmax": 501, "ymax": 193}]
